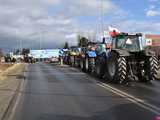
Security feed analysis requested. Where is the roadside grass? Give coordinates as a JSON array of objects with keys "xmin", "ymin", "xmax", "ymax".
[
  {"xmin": 0, "ymin": 64, "xmax": 13, "ymax": 73},
  {"xmin": 0, "ymin": 63, "xmax": 26, "ymax": 81}
]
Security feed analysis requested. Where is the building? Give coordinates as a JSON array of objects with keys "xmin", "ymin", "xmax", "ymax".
[
  {"xmin": 145, "ymin": 34, "xmax": 160, "ymax": 46},
  {"xmin": 145, "ymin": 34, "xmax": 160, "ymax": 59}
]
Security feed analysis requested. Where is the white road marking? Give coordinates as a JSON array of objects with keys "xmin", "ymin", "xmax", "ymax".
[{"xmin": 98, "ymin": 83, "xmax": 160, "ymax": 115}]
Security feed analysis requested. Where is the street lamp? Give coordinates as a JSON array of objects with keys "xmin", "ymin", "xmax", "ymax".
[{"xmin": 101, "ymin": 0, "xmax": 104, "ymax": 34}]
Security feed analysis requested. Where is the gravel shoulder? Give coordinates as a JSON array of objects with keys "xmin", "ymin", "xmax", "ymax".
[{"xmin": 0, "ymin": 63, "xmax": 27, "ymax": 119}]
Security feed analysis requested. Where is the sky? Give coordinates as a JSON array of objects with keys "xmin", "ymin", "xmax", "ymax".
[{"xmin": 0, "ymin": 0, "xmax": 160, "ymax": 52}]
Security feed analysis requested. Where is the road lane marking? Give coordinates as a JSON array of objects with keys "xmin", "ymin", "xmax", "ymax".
[
  {"xmin": 97, "ymin": 83, "xmax": 160, "ymax": 115},
  {"xmin": 101, "ymin": 83, "xmax": 160, "ymax": 111}
]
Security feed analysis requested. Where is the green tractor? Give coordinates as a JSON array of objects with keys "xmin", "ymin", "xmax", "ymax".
[{"xmin": 96, "ymin": 32, "xmax": 158, "ymax": 83}]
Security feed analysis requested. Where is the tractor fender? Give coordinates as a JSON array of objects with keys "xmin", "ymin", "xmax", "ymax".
[
  {"xmin": 144, "ymin": 49, "xmax": 156, "ymax": 57},
  {"xmin": 112, "ymin": 49, "xmax": 130, "ymax": 56}
]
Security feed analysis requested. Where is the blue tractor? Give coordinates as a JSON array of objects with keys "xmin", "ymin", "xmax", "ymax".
[
  {"xmin": 80, "ymin": 42, "xmax": 97, "ymax": 73},
  {"xmin": 95, "ymin": 43, "xmax": 110, "ymax": 78}
]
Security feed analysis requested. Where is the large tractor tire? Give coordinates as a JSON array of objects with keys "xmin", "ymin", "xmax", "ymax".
[
  {"xmin": 85, "ymin": 57, "xmax": 89, "ymax": 72},
  {"xmin": 157, "ymin": 59, "xmax": 160, "ymax": 71},
  {"xmin": 95, "ymin": 58, "xmax": 105, "ymax": 78},
  {"xmin": 84, "ymin": 57, "xmax": 95, "ymax": 73},
  {"xmin": 144, "ymin": 56, "xmax": 158, "ymax": 82},
  {"xmin": 74, "ymin": 57, "xmax": 79, "ymax": 67},
  {"xmin": 89, "ymin": 58, "xmax": 96, "ymax": 73},
  {"xmin": 105, "ymin": 52, "xmax": 127, "ymax": 83},
  {"xmin": 70, "ymin": 56, "xmax": 75, "ymax": 67},
  {"xmin": 80, "ymin": 58, "xmax": 85, "ymax": 72}
]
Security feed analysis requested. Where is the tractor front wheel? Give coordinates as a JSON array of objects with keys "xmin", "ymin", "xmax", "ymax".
[
  {"xmin": 85, "ymin": 57, "xmax": 89, "ymax": 72},
  {"xmin": 105, "ymin": 52, "xmax": 127, "ymax": 83},
  {"xmin": 95, "ymin": 58, "xmax": 105, "ymax": 78},
  {"xmin": 80, "ymin": 58, "xmax": 85, "ymax": 71}
]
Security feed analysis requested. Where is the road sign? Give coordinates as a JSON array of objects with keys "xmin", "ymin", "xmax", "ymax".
[
  {"xmin": 146, "ymin": 39, "xmax": 152, "ymax": 46},
  {"xmin": 59, "ymin": 49, "xmax": 64, "ymax": 56}
]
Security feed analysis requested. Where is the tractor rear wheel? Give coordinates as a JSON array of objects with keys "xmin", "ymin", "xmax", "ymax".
[
  {"xmin": 89, "ymin": 58, "xmax": 95, "ymax": 73},
  {"xmin": 80, "ymin": 59, "xmax": 85, "ymax": 71},
  {"xmin": 70, "ymin": 56, "xmax": 75, "ymax": 67},
  {"xmin": 145, "ymin": 56, "xmax": 158, "ymax": 82},
  {"xmin": 85, "ymin": 57, "xmax": 89, "ymax": 72},
  {"xmin": 105, "ymin": 52, "xmax": 127, "ymax": 83}
]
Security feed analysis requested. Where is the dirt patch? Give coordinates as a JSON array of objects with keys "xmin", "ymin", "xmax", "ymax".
[
  {"xmin": 0, "ymin": 64, "xmax": 13, "ymax": 73},
  {"xmin": 0, "ymin": 63, "xmax": 26, "ymax": 81}
]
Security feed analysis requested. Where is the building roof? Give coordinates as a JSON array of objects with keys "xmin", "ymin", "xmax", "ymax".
[{"xmin": 145, "ymin": 34, "xmax": 160, "ymax": 39}]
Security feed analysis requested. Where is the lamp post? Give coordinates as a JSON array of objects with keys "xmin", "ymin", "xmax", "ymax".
[{"xmin": 39, "ymin": 30, "xmax": 42, "ymax": 50}]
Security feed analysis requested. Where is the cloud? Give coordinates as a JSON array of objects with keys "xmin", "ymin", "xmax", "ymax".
[
  {"xmin": 0, "ymin": 0, "xmax": 121, "ymax": 51},
  {"xmin": 0, "ymin": 0, "xmax": 73, "ymax": 51},
  {"xmin": 114, "ymin": 20, "xmax": 160, "ymax": 34},
  {"xmin": 65, "ymin": 33, "xmax": 77, "ymax": 39},
  {"xmin": 146, "ymin": 10, "xmax": 160, "ymax": 16},
  {"xmin": 0, "ymin": 0, "xmax": 159, "ymax": 52},
  {"xmin": 37, "ymin": 17, "xmax": 71, "ymax": 26},
  {"xmin": 148, "ymin": 0, "xmax": 159, "ymax": 2},
  {"xmin": 149, "ymin": 5, "xmax": 156, "ymax": 9},
  {"xmin": 57, "ymin": 0, "xmax": 117, "ymax": 17}
]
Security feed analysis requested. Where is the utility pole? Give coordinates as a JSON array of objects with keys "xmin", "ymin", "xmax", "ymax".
[
  {"xmin": 96, "ymin": 0, "xmax": 104, "ymax": 42},
  {"xmin": 101, "ymin": 0, "xmax": 104, "ymax": 35},
  {"xmin": 39, "ymin": 30, "xmax": 42, "ymax": 50},
  {"xmin": 20, "ymin": 39, "xmax": 22, "ymax": 53},
  {"xmin": 15, "ymin": 29, "xmax": 21, "ymax": 55}
]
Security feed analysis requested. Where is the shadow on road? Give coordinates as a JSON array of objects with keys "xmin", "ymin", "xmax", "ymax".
[
  {"xmin": 36, "ymin": 103, "xmax": 155, "ymax": 120},
  {"xmin": 7, "ymin": 74, "xmax": 26, "ymax": 79}
]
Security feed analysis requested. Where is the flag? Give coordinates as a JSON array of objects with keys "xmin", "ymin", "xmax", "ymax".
[
  {"xmin": 108, "ymin": 26, "xmax": 120, "ymax": 33},
  {"xmin": 108, "ymin": 26, "xmax": 120, "ymax": 37}
]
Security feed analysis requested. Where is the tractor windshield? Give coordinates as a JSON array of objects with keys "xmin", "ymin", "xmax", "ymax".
[{"xmin": 116, "ymin": 35, "xmax": 141, "ymax": 52}]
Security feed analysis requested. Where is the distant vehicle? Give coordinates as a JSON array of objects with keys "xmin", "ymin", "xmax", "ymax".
[
  {"xmin": 0, "ymin": 57, "xmax": 5, "ymax": 63},
  {"xmin": 49, "ymin": 57, "xmax": 59, "ymax": 63},
  {"xmin": 95, "ymin": 43, "xmax": 109, "ymax": 78},
  {"xmin": 68, "ymin": 46, "xmax": 82, "ymax": 67}
]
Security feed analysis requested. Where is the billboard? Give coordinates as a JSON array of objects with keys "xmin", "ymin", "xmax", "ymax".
[{"xmin": 30, "ymin": 49, "xmax": 59, "ymax": 58}]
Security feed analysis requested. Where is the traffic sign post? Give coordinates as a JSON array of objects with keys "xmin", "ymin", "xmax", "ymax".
[{"xmin": 59, "ymin": 49, "xmax": 64, "ymax": 66}]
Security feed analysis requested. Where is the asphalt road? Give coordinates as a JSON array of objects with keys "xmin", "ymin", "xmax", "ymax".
[{"xmin": 4, "ymin": 63, "xmax": 160, "ymax": 120}]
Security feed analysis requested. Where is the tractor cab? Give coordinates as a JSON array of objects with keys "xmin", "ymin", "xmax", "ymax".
[{"xmin": 112, "ymin": 33, "xmax": 143, "ymax": 52}]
